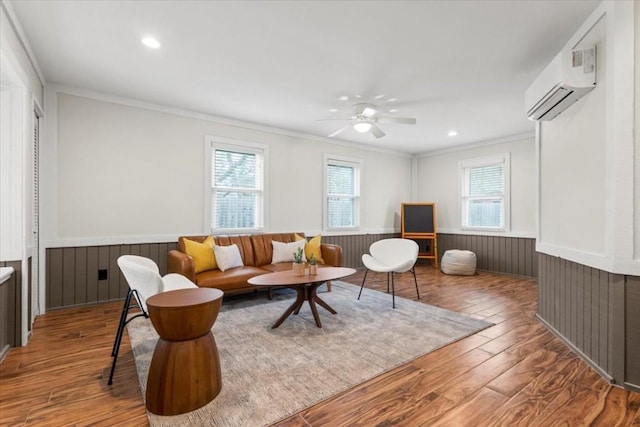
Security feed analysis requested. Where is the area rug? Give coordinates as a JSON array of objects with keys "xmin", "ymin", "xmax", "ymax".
[{"xmin": 127, "ymin": 281, "xmax": 492, "ymax": 427}]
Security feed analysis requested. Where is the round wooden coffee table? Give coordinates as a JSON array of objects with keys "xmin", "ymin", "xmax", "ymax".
[
  {"xmin": 248, "ymin": 266, "xmax": 356, "ymax": 328},
  {"xmin": 145, "ymin": 287, "xmax": 224, "ymax": 416}
]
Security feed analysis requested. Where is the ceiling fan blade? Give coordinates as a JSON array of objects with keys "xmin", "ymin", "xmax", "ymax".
[
  {"xmin": 376, "ymin": 116, "xmax": 416, "ymax": 125},
  {"xmin": 316, "ymin": 117, "xmax": 354, "ymax": 121},
  {"xmin": 328, "ymin": 125, "xmax": 351, "ymax": 138},
  {"xmin": 370, "ymin": 123, "xmax": 385, "ymax": 139}
]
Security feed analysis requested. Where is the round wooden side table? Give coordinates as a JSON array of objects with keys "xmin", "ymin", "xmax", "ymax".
[{"xmin": 145, "ymin": 287, "xmax": 224, "ymax": 416}]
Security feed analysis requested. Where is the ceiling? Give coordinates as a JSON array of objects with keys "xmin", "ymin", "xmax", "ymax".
[{"xmin": 8, "ymin": 0, "xmax": 600, "ymax": 154}]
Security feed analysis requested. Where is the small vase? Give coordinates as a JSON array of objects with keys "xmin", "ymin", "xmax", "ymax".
[
  {"xmin": 292, "ymin": 262, "xmax": 306, "ymax": 276},
  {"xmin": 309, "ymin": 264, "xmax": 317, "ymax": 275}
]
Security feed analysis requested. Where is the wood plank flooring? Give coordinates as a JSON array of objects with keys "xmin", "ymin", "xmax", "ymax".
[{"xmin": 1, "ymin": 265, "xmax": 639, "ymax": 426}]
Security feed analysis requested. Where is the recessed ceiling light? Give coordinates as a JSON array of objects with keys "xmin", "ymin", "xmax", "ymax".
[
  {"xmin": 448, "ymin": 130, "xmax": 458, "ymax": 137},
  {"xmin": 388, "ymin": 108, "xmax": 399, "ymax": 113},
  {"xmin": 338, "ymin": 95, "xmax": 349, "ymax": 101},
  {"xmin": 142, "ymin": 37, "xmax": 161, "ymax": 49},
  {"xmin": 328, "ymin": 108, "xmax": 338, "ymax": 112},
  {"xmin": 387, "ymin": 97, "xmax": 398, "ymax": 102},
  {"xmin": 374, "ymin": 94, "xmax": 385, "ymax": 99}
]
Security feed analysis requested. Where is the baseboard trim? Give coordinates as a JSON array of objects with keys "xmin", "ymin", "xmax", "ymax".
[
  {"xmin": 0, "ymin": 344, "xmax": 10, "ymax": 363},
  {"xmin": 535, "ymin": 314, "xmax": 615, "ymax": 385}
]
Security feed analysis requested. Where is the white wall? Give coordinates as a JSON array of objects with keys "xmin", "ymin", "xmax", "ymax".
[
  {"xmin": 539, "ymin": 24, "xmax": 606, "ymax": 255},
  {"xmin": 635, "ymin": 1, "xmax": 640, "ymax": 263},
  {"xmin": 0, "ymin": 1, "xmax": 46, "ymax": 340},
  {"xmin": 45, "ymin": 91, "xmax": 412, "ymax": 245},
  {"xmin": 537, "ymin": 1, "xmax": 638, "ymax": 275},
  {"xmin": 416, "ymin": 136, "xmax": 536, "ymax": 237}
]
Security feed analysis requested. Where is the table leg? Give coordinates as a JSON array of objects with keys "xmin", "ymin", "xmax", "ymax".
[
  {"xmin": 272, "ymin": 283, "xmax": 338, "ymax": 328},
  {"xmin": 310, "ymin": 283, "xmax": 337, "ymax": 314},
  {"xmin": 272, "ymin": 286, "xmax": 305, "ymax": 328},
  {"xmin": 308, "ymin": 297, "xmax": 322, "ymax": 327}
]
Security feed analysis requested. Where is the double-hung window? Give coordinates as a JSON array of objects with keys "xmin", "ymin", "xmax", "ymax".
[
  {"xmin": 460, "ymin": 153, "xmax": 510, "ymax": 231},
  {"xmin": 324, "ymin": 155, "xmax": 361, "ymax": 230},
  {"xmin": 209, "ymin": 138, "xmax": 267, "ymax": 233}
]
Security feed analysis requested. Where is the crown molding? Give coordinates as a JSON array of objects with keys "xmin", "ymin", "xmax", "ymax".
[
  {"xmin": 50, "ymin": 84, "xmax": 412, "ymax": 159},
  {"xmin": 2, "ymin": 1, "xmax": 46, "ymax": 88},
  {"xmin": 416, "ymin": 132, "xmax": 534, "ymax": 158}
]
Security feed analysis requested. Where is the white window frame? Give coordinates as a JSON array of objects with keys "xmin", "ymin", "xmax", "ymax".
[
  {"xmin": 323, "ymin": 154, "xmax": 362, "ymax": 232},
  {"xmin": 459, "ymin": 153, "xmax": 510, "ymax": 232},
  {"xmin": 204, "ymin": 136, "xmax": 269, "ymax": 234}
]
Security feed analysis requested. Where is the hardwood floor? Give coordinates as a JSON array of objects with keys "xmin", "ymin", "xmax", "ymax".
[{"xmin": 1, "ymin": 265, "xmax": 639, "ymax": 426}]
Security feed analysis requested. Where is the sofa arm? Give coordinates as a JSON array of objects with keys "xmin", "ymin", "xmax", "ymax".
[
  {"xmin": 167, "ymin": 250, "xmax": 197, "ymax": 283},
  {"xmin": 321, "ymin": 243, "xmax": 342, "ymax": 267}
]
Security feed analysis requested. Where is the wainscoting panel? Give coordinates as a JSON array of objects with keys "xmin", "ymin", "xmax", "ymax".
[
  {"xmin": 438, "ymin": 234, "xmax": 537, "ymax": 277},
  {"xmin": 45, "ymin": 233, "xmax": 535, "ymax": 310},
  {"xmin": 46, "ymin": 243, "xmax": 177, "ymax": 310},
  {"xmin": 0, "ymin": 260, "xmax": 22, "ymax": 350},
  {"xmin": 537, "ymin": 253, "xmax": 639, "ymax": 391},
  {"xmin": 627, "ymin": 276, "xmax": 640, "ymax": 389},
  {"xmin": 538, "ymin": 253, "xmax": 615, "ymax": 373},
  {"xmin": 322, "ymin": 233, "xmax": 398, "ymax": 269}
]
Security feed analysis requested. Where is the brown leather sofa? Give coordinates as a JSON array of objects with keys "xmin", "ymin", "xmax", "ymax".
[{"xmin": 167, "ymin": 233, "xmax": 342, "ymax": 295}]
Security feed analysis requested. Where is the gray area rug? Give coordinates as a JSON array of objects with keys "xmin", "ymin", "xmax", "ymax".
[{"xmin": 127, "ymin": 281, "xmax": 492, "ymax": 427}]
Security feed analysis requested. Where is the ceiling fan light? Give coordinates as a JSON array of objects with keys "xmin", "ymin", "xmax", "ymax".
[
  {"xmin": 141, "ymin": 36, "xmax": 161, "ymax": 49},
  {"xmin": 353, "ymin": 122, "xmax": 372, "ymax": 133},
  {"xmin": 362, "ymin": 107, "xmax": 376, "ymax": 117}
]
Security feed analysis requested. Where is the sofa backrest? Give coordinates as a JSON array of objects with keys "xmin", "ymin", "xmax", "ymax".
[
  {"xmin": 250, "ymin": 233, "xmax": 299, "ymax": 267},
  {"xmin": 215, "ymin": 235, "xmax": 256, "ymax": 266},
  {"xmin": 178, "ymin": 233, "xmax": 302, "ymax": 268}
]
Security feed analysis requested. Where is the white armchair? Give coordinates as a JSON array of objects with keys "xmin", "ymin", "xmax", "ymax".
[
  {"xmin": 358, "ymin": 238, "xmax": 420, "ymax": 308},
  {"xmin": 108, "ymin": 255, "xmax": 197, "ymax": 385}
]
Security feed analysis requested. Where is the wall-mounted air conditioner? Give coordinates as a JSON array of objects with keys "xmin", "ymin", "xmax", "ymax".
[{"xmin": 525, "ymin": 46, "xmax": 596, "ymax": 121}]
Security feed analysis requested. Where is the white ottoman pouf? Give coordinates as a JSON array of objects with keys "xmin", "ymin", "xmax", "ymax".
[{"xmin": 441, "ymin": 249, "xmax": 477, "ymax": 275}]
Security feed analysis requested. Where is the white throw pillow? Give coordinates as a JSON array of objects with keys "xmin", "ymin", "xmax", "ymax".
[
  {"xmin": 271, "ymin": 240, "xmax": 307, "ymax": 264},
  {"xmin": 213, "ymin": 244, "xmax": 244, "ymax": 272}
]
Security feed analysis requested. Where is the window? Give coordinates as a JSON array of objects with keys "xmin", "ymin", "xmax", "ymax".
[
  {"xmin": 460, "ymin": 154, "xmax": 510, "ymax": 231},
  {"xmin": 324, "ymin": 155, "xmax": 361, "ymax": 230},
  {"xmin": 209, "ymin": 138, "xmax": 267, "ymax": 232}
]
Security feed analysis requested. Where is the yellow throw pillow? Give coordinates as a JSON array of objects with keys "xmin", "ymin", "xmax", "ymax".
[
  {"xmin": 184, "ymin": 236, "xmax": 217, "ymax": 273},
  {"xmin": 295, "ymin": 233, "xmax": 324, "ymax": 264}
]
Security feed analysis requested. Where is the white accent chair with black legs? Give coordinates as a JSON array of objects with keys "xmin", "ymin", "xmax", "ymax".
[
  {"xmin": 358, "ymin": 238, "xmax": 420, "ymax": 308},
  {"xmin": 108, "ymin": 255, "xmax": 197, "ymax": 385}
]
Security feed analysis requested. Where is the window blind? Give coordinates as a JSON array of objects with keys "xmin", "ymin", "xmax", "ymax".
[
  {"xmin": 211, "ymin": 148, "xmax": 263, "ymax": 230},
  {"xmin": 326, "ymin": 162, "xmax": 358, "ymax": 228}
]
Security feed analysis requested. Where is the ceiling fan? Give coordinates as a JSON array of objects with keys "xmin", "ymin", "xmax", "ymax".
[{"xmin": 320, "ymin": 103, "xmax": 416, "ymax": 139}]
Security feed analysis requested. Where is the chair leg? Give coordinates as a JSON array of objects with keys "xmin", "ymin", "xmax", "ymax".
[
  {"xmin": 412, "ymin": 267, "xmax": 420, "ymax": 300},
  {"xmin": 358, "ymin": 269, "xmax": 369, "ymax": 300},
  {"xmin": 326, "ymin": 280, "xmax": 332, "ymax": 292},
  {"xmin": 391, "ymin": 272, "xmax": 396, "ymax": 309},
  {"xmin": 110, "ymin": 292, "xmax": 131, "ymax": 357},
  {"xmin": 108, "ymin": 289, "xmax": 147, "ymax": 386},
  {"xmin": 386, "ymin": 272, "xmax": 390, "ymax": 293}
]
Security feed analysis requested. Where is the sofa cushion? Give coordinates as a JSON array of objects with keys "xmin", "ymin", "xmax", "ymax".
[
  {"xmin": 196, "ymin": 266, "xmax": 269, "ymax": 292},
  {"xmin": 272, "ymin": 239, "xmax": 306, "ymax": 264},
  {"xmin": 183, "ymin": 235, "xmax": 216, "ymax": 273},
  {"xmin": 213, "ymin": 244, "xmax": 244, "ymax": 272},
  {"xmin": 295, "ymin": 233, "xmax": 324, "ymax": 264},
  {"xmin": 261, "ymin": 263, "xmax": 294, "ymax": 273}
]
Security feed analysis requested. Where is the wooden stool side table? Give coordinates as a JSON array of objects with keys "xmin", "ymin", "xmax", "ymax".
[{"xmin": 145, "ymin": 287, "xmax": 224, "ymax": 416}]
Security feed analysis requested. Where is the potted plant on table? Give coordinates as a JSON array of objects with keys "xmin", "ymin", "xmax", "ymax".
[
  {"xmin": 308, "ymin": 254, "xmax": 318, "ymax": 275},
  {"xmin": 292, "ymin": 247, "xmax": 306, "ymax": 276}
]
